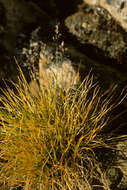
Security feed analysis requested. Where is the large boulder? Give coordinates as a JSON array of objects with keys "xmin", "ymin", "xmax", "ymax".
[
  {"xmin": 84, "ymin": 0, "xmax": 127, "ymax": 31},
  {"xmin": 65, "ymin": 3, "xmax": 127, "ymax": 64}
]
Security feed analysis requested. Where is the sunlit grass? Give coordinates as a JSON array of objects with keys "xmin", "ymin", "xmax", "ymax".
[{"xmin": 0, "ymin": 67, "xmax": 124, "ymax": 190}]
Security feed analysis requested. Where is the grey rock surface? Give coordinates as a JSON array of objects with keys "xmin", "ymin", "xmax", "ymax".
[
  {"xmin": 84, "ymin": 0, "xmax": 127, "ymax": 30},
  {"xmin": 65, "ymin": 3, "xmax": 127, "ymax": 64},
  {"xmin": 100, "ymin": 140, "xmax": 127, "ymax": 189}
]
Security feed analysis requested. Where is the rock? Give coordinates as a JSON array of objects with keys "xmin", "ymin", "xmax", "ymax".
[
  {"xmin": 95, "ymin": 138, "xmax": 127, "ymax": 189},
  {"xmin": 15, "ymin": 26, "xmax": 127, "ymax": 103},
  {"xmin": 15, "ymin": 28, "xmax": 79, "ymax": 92},
  {"xmin": 106, "ymin": 167, "xmax": 123, "ymax": 188},
  {"xmin": 65, "ymin": 3, "xmax": 127, "ymax": 64},
  {"xmin": 29, "ymin": 80, "xmax": 40, "ymax": 97},
  {"xmin": 64, "ymin": 44, "xmax": 127, "ymax": 89},
  {"xmin": 39, "ymin": 43, "xmax": 78, "ymax": 91},
  {"xmin": 15, "ymin": 24, "xmax": 127, "ymax": 95},
  {"xmin": 17, "ymin": 27, "xmax": 122, "ymax": 92},
  {"xmin": 84, "ymin": 0, "xmax": 127, "ymax": 31},
  {"xmin": 116, "ymin": 140, "xmax": 127, "ymax": 189}
]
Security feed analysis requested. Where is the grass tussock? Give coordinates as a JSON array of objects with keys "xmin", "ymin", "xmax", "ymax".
[{"xmin": 0, "ymin": 67, "xmax": 121, "ymax": 190}]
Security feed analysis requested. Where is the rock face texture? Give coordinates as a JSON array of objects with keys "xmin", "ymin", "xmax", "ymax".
[
  {"xmin": 95, "ymin": 139, "xmax": 127, "ymax": 189},
  {"xmin": 0, "ymin": 0, "xmax": 127, "ymax": 189},
  {"xmin": 39, "ymin": 43, "xmax": 78, "ymax": 91},
  {"xmin": 64, "ymin": 2, "xmax": 127, "ymax": 93},
  {"xmin": 65, "ymin": 3, "xmax": 127, "ymax": 63},
  {"xmin": 85, "ymin": 0, "xmax": 127, "ymax": 30}
]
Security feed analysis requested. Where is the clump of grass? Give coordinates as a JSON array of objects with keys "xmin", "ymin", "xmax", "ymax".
[{"xmin": 0, "ymin": 67, "xmax": 120, "ymax": 190}]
